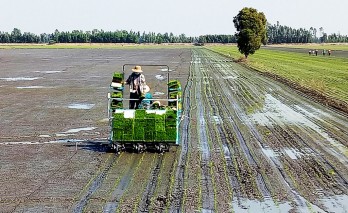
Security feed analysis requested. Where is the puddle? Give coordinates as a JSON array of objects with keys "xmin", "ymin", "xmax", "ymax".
[
  {"xmin": 250, "ymin": 94, "xmax": 348, "ymax": 161},
  {"xmin": 63, "ymin": 127, "xmax": 96, "ymax": 133},
  {"xmin": 212, "ymin": 115, "xmax": 221, "ymax": 124},
  {"xmin": 68, "ymin": 103, "xmax": 95, "ymax": 110},
  {"xmin": 17, "ymin": 86, "xmax": 52, "ymax": 89},
  {"xmin": 0, "ymin": 140, "xmax": 84, "ymax": 145},
  {"xmin": 56, "ymin": 133, "xmax": 75, "ymax": 137},
  {"xmin": 284, "ymin": 148, "xmax": 303, "ymax": 160},
  {"xmin": 320, "ymin": 195, "xmax": 348, "ymax": 213},
  {"xmin": 222, "ymin": 144, "xmax": 231, "ymax": 159},
  {"xmin": 232, "ymin": 198, "xmax": 292, "ymax": 213},
  {"xmin": 262, "ymin": 148, "xmax": 278, "ymax": 158},
  {"xmin": 0, "ymin": 77, "xmax": 43, "ymax": 81},
  {"xmin": 34, "ymin": 71, "xmax": 63, "ymax": 74},
  {"xmin": 54, "ymin": 139, "xmax": 85, "ymax": 143},
  {"xmin": 223, "ymin": 76, "xmax": 238, "ymax": 80},
  {"xmin": 154, "ymin": 92, "xmax": 165, "ymax": 96},
  {"xmin": 155, "ymin": 75, "xmax": 166, "ymax": 81},
  {"xmin": 158, "ymin": 68, "xmax": 172, "ymax": 72}
]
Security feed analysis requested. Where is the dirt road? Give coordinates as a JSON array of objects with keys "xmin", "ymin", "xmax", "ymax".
[{"xmin": 0, "ymin": 48, "xmax": 347, "ymax": 212}]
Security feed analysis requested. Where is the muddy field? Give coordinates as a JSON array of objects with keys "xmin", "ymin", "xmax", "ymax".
[{"xmin": 1, "ymin": 48, "xmax": 348, "ymax": 212}]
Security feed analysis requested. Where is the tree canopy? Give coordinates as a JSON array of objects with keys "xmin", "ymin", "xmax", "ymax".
[
  {"xmin": 0, "ymin": 25, "xmax": 347, "ymax": 44},
  {"xmin": 233, "ymin": 7, "xmax": 267, "ymax": 58}
]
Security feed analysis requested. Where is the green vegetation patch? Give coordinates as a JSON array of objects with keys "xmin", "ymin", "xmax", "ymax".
[
  {"xmin": 112, "ymin": 110, "xmax": 177, "ymax": 142},
  {"xmin": 208, "ymin": 45, "xmax": 348, "ymax": 103},
  {"xmin": 168, "ymin": 80, "xmax": 182, "ymax": 91},
  {"xmin": 111, "ymin": 91, "xmax": 122, "ymax": 98}
]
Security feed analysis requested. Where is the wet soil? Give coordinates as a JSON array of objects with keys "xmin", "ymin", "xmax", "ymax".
[{"xmin": 1, "ymin": 47, "xmax": 348, "ymax": 213}]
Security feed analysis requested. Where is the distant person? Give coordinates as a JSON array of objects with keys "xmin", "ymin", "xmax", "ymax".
[
  {"xmin": 309, "ymin": 50, "xmax": 311, "ymax": 56},
  {"xmin": 328, "ymin": 49, "xmax": 331, "ymax": 56},
  {"xmin": 315, "ymin": 49, "xmax": 318, "ymax": 56},
  {"xmin": 323, "ymin": 49, "xmax": 326, "ymax": 56},
  {"xmin": 125, "ymin": 65, "xmax": 149, "ymax": 109}
]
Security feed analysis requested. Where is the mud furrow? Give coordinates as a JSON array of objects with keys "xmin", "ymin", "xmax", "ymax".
[
  {"xmin": 217, "ymin": 74, "xmax": 314, "ymax": 210},
  {"xmin": 201, "ymin": 49, "xmax": 331, "ymax": 211},
  {"xmin": 138, "ymin": 155, "xmax": 163, "ymax": 213},
  {"xmin": 103, "ymin": 154, "xmax": 142, "ymax": 212},
  {"xmin": 168, "ymin": 54, "xmax": 192, "ymax": 212},
  {"xmin": 194, "ymin": 53, "xmax": 215, "ymax": 211},
  {"xmin": 208, "ymin": 49, "xmax": 348, "ymax": 212},
  {"xmin": 73, "ymin": 154, "xmax": 118, "ymax": 213},
  {"xmin": 203, "ymin": 52, "xmax": 273, "ymax": 199}
]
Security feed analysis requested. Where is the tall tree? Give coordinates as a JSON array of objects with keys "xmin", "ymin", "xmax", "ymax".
[{"xmin": 233, "ymin": 7, "xmax": 267, "ymax": 58}]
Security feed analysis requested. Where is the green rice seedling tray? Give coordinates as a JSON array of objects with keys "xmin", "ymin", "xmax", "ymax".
[
  {"xmin": 133, "ymin": 127, "xmax": 145, "ymax": 141},
  {"xmin": 144, "ymin": 132, "xmax": 154, "ymax": 142},
  {"xmin": 113, "ymin": 72, "xmax": 124, "ymax": 79},
  {"xmin": 168, "ymin": 80, "xmax": 181, "ymax": 89},
  {"xmin": 113, "ymin": 130, "xmax": 124, "ymax": 141},
  {"xmin": 155, "ymin": 131, "xmax": 167, "ymax": 141},
  {"xmin": 169, "ymin": 91, "xmax": 182, "ymax": 99},
  {"xmin": 135, "ymin": 109, "xmax": 146, "ymax": 119},
  {"xmin": 166, "ymin": 127, "xmax": 177, "ymax": 141},
  {"xmin": 123, "ymin": 134, "xmax": 133, "ymax": 141},
  {"xmin": 111, "ymin": 91, "xmax": 123, "ymax": 98},
  {"xmin": 111, "ymin": 100, "xmax": 123, "ymax": 109}
]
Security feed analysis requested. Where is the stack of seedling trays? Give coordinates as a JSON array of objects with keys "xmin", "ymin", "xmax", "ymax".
[
  {"xmin": 112, "ymin": 109, "xmax": 177, "ymax": 142},
  {"xmin": 134, "ymin": 110, "xmax": 146, "ymax": 141},
  {"xmin": 112, "ymin": 112, "xmax": 127, "ymax": 141},
  {"xmin": 110, "ymin": 72, "xmax": 124, "ymax": 109},
  {"xmin": 165, "ymin": 109, "xmax": 177, "ymax": 141},
  {"xmin": 168, "ymin": 80, "xmax": 182, "ymax": 110}
]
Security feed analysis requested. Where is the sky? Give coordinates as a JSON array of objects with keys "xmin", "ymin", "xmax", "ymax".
[{"xmin": 1, "ymin": 0, "xmax": 347, "ymax": 37}]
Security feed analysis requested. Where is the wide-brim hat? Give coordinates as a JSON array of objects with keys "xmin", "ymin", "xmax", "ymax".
[
  {"xmin": 143, "ymin": 85, "xmax": 150, "ymax": 93},
  {"xmin": 152, "ymin": 101, "xmax": 161, "ymax": 106},
  {"xmin": 132, "ymin": 65, "xmax": 143, "ymax": 73}
]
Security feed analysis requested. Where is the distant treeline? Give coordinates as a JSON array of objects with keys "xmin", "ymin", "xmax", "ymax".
[
  {"xmin": 0, "ymin": 22, "xmax": 347, "ymax": 44},
  {"xmin": 267, "ymin": 21, "xmax": 348, "ymax": 43}
]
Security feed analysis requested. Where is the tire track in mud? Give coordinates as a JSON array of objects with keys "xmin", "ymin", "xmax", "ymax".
[
  {"xmin": 284, "ymin": 125, "xmax": 348, "ymax": 190},
  {"xmin": 228, "ymin": 66, "xmax": 348, "ymax": 196},
  {"xmin": 193, "ymin": 55, "xmax": 215, "ymax": 211},
  {"xmin": 73, "ymin": 153, "xmax": 118, "ymax": 213},
  {"xmin": 207, "ymin": 53, "xmax": 311, "ymax": 209},
  {"xmin": 200, "ymin": 48, "xmax": 328, "ymax": 211},
  {"xmin": 137, "ymin": 155, "xmax": 163, "ymax": 213},
  {"xmin": 200, "ymin": 50, "xmax": 272, "ymax": 199},
  {"xmin": 168, "ymin": 55, "xmax": 192, "ymax": 212},
  {"xmin": 203, "ymin": 48, "xmax": 348, "ymax": 212},
  {"xmin": 102, "ymin": 154, "xmax": 143, "ymax": 212}
]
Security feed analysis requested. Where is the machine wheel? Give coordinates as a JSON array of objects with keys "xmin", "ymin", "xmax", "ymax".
[{"xmin": 133, "ymin": 144, "xmax": 145, "ymax": 153}]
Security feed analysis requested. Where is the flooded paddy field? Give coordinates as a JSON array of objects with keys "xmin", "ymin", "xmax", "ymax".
[{"xmin": 0, "ymin": 47, "xmax": 347, "ymax": 212}]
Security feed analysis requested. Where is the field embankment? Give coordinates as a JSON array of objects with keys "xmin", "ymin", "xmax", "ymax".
[{"xmin": 207, "ymin": 45, "xmax": 348, "ymax": 114}]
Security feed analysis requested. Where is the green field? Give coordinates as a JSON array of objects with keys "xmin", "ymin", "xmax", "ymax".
[
  {"xmin": 269, "ymin": 43, "xmax": 348, "ymax": 51},
  {"xmin": 207, "ymin": 45, "xmax": 348, "ymax": 103}
]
